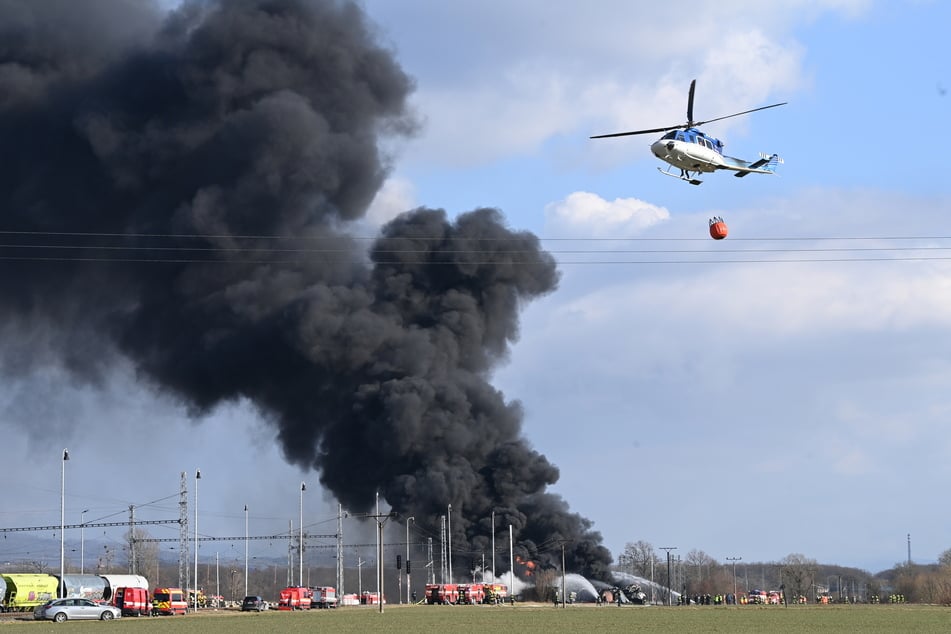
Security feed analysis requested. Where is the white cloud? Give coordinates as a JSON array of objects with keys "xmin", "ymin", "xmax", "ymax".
[
  {"xmin": 544, "ymin": 191, "xmax": 670, "ymax": 237},
  {"xmin": 364, "ymin": 1, "xmax": 869, "ymax": 167}
]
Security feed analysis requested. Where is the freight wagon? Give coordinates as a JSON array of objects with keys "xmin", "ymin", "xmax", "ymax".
[
  {"xmin": 0, "ymin": 572, "xmax": 150, "ymax": 612},
  {"xmin": 0, "ymin": 574, "xmax": 59, "ymax": 612}
]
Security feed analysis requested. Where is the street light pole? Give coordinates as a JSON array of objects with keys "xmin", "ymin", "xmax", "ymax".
[
  {"xmin": 194, "ymin": 469, "xmax": 201, "ymax": 611},
  {"xmin": 660, "ymin": 547, "xmax": 677, "ymax": 606},
  {"xmin": 406, "ymin": 517, "xmax": 415, "ymax": 604},
  {"xmin": 60, "ymin": 449, "xmax": 69, "ymax": 593},
  {"xmin": 299, "ymin": 482, "xmax": 306, "ymax": 587},
  {"xmin": 447, "ymin": 504, "xmax": 453, "ymax": 584},
  {"xmin": 244, "ymin": 505, "xmax": 249, "ymax": 599},
  {"xmin": 726, "ymin": 557, "xmax": 742, "ymax": 602},
  {"xmin": 80, "ymin": 509, "xmax": 89, "ymax": 575}
]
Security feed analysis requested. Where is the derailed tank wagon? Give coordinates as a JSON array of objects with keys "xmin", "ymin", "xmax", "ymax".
[{"xmin": 59, "ymin": 574, "xmax": 106, "ymax": 601}]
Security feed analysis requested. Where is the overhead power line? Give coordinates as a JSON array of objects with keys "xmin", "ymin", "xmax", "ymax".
[
  {"xmin": 0, "ymin": 520, "xmax": 180, "ymax": 533},
  {"xmin": 3, "ymin": 229, "xmax": 951, "ymax": 265}
]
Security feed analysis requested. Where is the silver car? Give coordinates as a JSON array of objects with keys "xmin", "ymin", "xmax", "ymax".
[{"xmin": 34, "ymin": 598, "xmax": 122, "ymax": 622}]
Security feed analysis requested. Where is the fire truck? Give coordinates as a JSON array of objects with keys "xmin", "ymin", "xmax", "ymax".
[
  {"xmin": 277, "ymin": 586, "xmax": 312, "ymax": 610},
  {"xmin": 114, "ymin": 587, "xmax": 150, "ymax": 617},
  {"xmin": 360, "ymin": 591, "xmax": 384, "ymax": 604},
  {"xmin": 312, "ymin": 586, "xmax": 337, "ymax": 608},
  {"xmin": 151, "ymin": 588, "xmax": 188, "ymax": 615},
  {"xmin": 484, "ymin": 583, "xmax": 509, "ymax": 604},
  {"xmin": 746, "ymin": 589, "xmax": 782, "ymax": 605},
  {"xmin": 459, "ymin": 584, "xmax": 485, "ymax": 604},
  {"xmin": 425, "ymin": 583, "xmax": 459, "ymax": 604}
]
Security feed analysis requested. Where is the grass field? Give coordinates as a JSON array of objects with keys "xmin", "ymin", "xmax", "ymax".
[{"xmin": 2, "ymin": 603, "xmax": 950, "ymax": 633}]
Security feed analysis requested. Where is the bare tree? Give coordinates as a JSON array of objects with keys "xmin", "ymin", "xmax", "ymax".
[
  {"xmin": 124, "ymin": 528, "xmax": 159, "ymax": 581},
  {"xmin": 780, "ymin": 553, "xmax": 817, "ymax": 601},
  {"xmin": 620, "ymin": 541, "xmax": 658, "ymax": 579},
  {"xmin": 685, "ymin": 549, "xmax": 717, "ymax": 592}
]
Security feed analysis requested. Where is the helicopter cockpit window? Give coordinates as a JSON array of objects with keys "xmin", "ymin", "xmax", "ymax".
[{"xmin": 662, "ymin": 131, "xmax": 677, "ymax": 140}]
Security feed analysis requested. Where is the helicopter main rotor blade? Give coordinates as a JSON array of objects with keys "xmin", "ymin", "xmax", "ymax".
[
  {"xmin": 694, "ymin": 102, "xmax": 787, "ymax": 127},
  {"xmin": 687, "ymin": 79, "xmax": 696, "ymax": 127},
  {"xmin": 590, "ymin": 124, "xmax": 682, "ymax": 139}
]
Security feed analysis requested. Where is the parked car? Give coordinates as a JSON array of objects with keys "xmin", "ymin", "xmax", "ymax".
[
  {"xmin": 34, "ymin": 598, "xmax": 122, "ymax": 622},
  {"xmin": 241, "ymin": 595, "xmax": 268, "ymax": 612}
]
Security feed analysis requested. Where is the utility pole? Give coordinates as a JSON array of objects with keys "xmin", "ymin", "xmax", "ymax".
[
  {"xmin": 358, "ymin": 557, "xmax": 364, "ymax": 595},
  {"xmin": 81, "ymin": 509, "xmax": 88, "ymax": 575},
  {"xmin": 726, "ymin": 557, "xmax": 742, "ymax": 602},
  {"xmin": 660, "ymin": 547, "xmax": 677, "ymax": 606},
  {"xmin": 561, "ymin": 542, "xmax": 567, "ymax": 609},
  {"xmin": 358, "ymin": 499, "xmax": 396, "ymax": 614},
  {"xmin": 179, "ymin": 472, "xmax": 188, "ymax": 591},
  {"xmin": 128, "ymin": 505, "xmax": 136, "ymax": 574}
]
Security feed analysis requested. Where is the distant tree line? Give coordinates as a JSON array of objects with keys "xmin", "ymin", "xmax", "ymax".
[{"xmin": 614, "ymin": 541, "xmax": 951, "ymax": 605}]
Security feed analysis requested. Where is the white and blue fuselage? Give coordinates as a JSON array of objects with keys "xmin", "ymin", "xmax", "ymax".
[{"xmin": 650, "ymin": 128, "xmax": 780, "ymax": 176}]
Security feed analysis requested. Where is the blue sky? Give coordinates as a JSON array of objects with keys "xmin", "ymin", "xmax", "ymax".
[
  {"xmin": 2, "ymin": 0, "xmax": 950, "ymax": 577},
  {"xmin": 358, "ymin": 0, "xmax": 951, "ymax": 572}
]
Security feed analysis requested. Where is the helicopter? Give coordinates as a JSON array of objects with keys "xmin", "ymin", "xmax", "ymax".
[{"xmin": 591, "ymin": 79, "xmax": 786, "ymax": 185}]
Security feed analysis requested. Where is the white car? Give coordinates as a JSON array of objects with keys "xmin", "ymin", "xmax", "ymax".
[{"xmin": 34, "ymin": 598, "xmax": 122, "ymax": 622}]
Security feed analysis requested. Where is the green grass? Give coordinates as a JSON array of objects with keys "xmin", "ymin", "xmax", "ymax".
[{"xmin": 3, "ymin": 604, "xmax": 950, "ymax": 633}]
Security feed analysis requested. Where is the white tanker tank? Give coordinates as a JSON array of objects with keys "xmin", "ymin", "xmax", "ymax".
[{"xmin": 100, "ymin": 574, "xmax": 149, "ymax": 602}]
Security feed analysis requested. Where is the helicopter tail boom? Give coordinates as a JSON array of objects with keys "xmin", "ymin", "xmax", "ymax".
[{"xmin": 725, "ymin": 153, "xmax": 783, "ymax": 177}]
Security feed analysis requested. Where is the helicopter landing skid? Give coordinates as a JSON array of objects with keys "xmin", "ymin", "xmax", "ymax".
[{"xmin": 658, "ymin": 166, "xmax": 702, "ymax": 186}]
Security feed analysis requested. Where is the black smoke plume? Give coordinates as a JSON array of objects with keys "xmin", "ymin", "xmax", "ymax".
[{"xmin": 0, "ymin": 0, "xmax": 612, "ymax": 578}]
